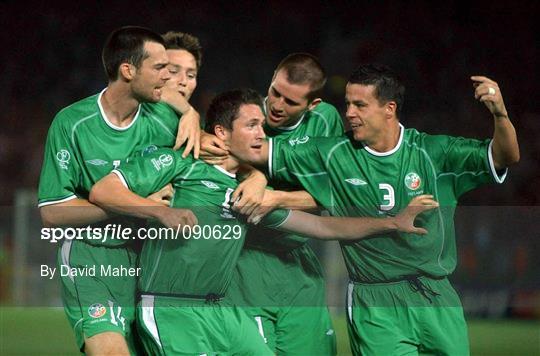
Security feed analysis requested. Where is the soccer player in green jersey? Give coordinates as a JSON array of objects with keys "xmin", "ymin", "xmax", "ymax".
[
  {"xmin": 260, "ymin": 64, "xmax": 519, "ymax": 355},
  {"xmin": 201, "ymin": 53, "xmax": 344, "ymax": 355},
  {"xmin": 38, "ymin": 27, "xmax": 202, "ymax": 355},
  {"xmin": 89, "ymin": 88, "xmax": 438, "ymax": 355}
]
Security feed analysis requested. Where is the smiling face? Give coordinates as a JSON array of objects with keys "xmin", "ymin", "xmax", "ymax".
[
  {"xmin": 345, "ymin": 83, "xmax": 393, "ymax": 146},
  {"xmin": 266, "ymin": 69, "xmax": 313, "ymax": 128},
  {"xmin": 165, "ymin": 49, "xmax": 198, "ymax": 101},
  {"xmin": 130, "ymin": 41, "xmax": 171, "ymax": 103},
  {"xmin": 223, "ymin": 104, "xmax": 266, "ymax": 164}
]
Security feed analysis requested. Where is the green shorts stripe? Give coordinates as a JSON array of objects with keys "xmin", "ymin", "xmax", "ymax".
[{"xmin": 139, "ymin": 295, "xmax": 163, "ymax": 354}]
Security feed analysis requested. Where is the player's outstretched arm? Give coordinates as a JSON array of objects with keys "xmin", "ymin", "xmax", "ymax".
[
  {"xmin": 160, "ymin": 86, "xmax": 201, "ymax": 158},
  {"xmin": 40, "ymin": 183, "xmax": 174, "ymax": 228},
  {"xmin": 40, "ymin": 199, "xmax": 115, "ymax": 228},
  {"xmin": 89, "ymin": 174, "xmax": 197, "ymax": 228},
  {"xmin": 471, "ymin": 76, "xmax": 520, "ymax": 169},
  {"xmin": 279, "ymin": 195, "xmax": 438, "ymax": 240},
  {"xmin": 249, "ymin": 190, "xmax": 318, "ymax": 224}
]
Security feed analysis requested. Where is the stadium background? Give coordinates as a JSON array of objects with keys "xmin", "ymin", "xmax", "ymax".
[{"xmin": 1, "ymin": 1, "xmax": 539, "ymax": 354}]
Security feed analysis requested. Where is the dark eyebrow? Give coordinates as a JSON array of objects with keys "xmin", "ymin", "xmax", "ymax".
[{"xmin": 346, "ymin": 100, "xmax": 367, "ymax": 106}]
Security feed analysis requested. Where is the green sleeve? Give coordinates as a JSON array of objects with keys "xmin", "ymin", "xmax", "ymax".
[
  {"xmin": 114, "ymin": 148, "xmax": 187, "ymax": 197},
  {"xmin": 427, "ymin": 135, "xmax": 506, "ymax": 197},
  {"xmin": 269, "ymin": 136, "xmax": 328, "ymax": 186},
  {"xmin": 260, "ymin": 209, "xmax": 291, "ymax": 228},
  {"xmin": 38, "ymin": 115, "xmax": 81, "ymax": 207},
  {"xmin": 313, "ymin": 102, "xmax": 345, "ymax": 137}
]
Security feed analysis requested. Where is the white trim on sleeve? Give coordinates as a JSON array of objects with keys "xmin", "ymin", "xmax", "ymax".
[
  {"xmin": 488, "ymin": 140, "xmax": 508, "ymax": 184},
  {"xmin": 37, "ymin": 195, "xmax": 78, "ymax": 208},
  {"xmin": 111, "ymin": 170, "xmax": 129, "ymax": 188},
  {"xmin": 271, "ymin": 209, "xmax": 292, "ymax": 229},
  {"xmin": 268, "ymin": 138, "xmax": 274, "ymax": 179}
]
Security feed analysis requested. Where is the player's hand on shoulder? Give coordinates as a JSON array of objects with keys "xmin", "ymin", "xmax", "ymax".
[
  {"xmin": 175, "ymin": 108, "xmax": 201, "ymax": 158},
  {"xmin": 200, "ymin": 132, "xmax": 229, "ymax": 164},
  {"xmin": 394, "ymin": 195, "xmax": 439, "ymax": 235},
  {"xmin": 471, "ymin": 76, "xmax": 508, "ymax": 119},
  {"xmin": 232, "ymin": 172, "xmax": 267, "ymax": 218}
]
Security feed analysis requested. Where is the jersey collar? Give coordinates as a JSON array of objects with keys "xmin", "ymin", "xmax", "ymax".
[
  {"xmin": 98, "ymin": 88, "xmax": 141, "ymax": 131},
  {"xmin": 362, "ymin": 123, "xmax": 405, "ymax": 157},
  {"xmin": 213, "ymin": 165, "xmax": 236, "ymax": 178}
]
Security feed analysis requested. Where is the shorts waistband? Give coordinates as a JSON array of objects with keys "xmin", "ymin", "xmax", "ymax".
[
  {"xmin": 350, "ymin": 274, "xmax": 446, "ymax": 304},
  {"xmin": 350, "ymin": 274, "xmax": 446, "ymax": 286},
  {"xmin": 140, "ymin": 292, "xmax": 223, "ymax": 303}
]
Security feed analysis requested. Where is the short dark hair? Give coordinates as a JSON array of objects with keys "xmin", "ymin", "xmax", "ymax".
[
  {"xmin": 162, "ymin": 31, "xmax": 202, "ymax": 69},
  {"xmin": 274, "ymin": 53, "xmax": 326, "ymax": 102},
  {"xmin": 348, "ymin": 64, "xmax": 405, "ymax": 117},
  {"xmin": 102, "ymin": 26, "xmax": 165, "ymax": 81},
  {"xmin": 205, "ymin": 89, "xmax": 263, "ymax": 133}
]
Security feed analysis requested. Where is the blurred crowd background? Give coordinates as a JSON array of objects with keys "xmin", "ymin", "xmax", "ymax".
[{"xmin": 1, "ymin": 1, "xmax": 539, "ymax": 316}]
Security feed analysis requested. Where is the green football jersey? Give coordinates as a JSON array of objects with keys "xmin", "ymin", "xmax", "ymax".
[
  {"xmin": 113, "ymin": 148, "xmax": 290, "ymax": 296},
  {"xmin": 246, "ymin": 101, "xmax": 345, "ymax": 251},
  {"xmin": 38, "ymin": 90, "xmax": 180, "ymax": 246},
  {"xmin": 269, "ymin": 125, "xmax": 507, "ymax": 282}
]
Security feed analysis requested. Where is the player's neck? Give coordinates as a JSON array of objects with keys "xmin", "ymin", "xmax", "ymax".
[
  {"xmin": 366, "ymin": 123, "xmax": 401, "ymax": 153},
  {"xmin": 101, "ymin": 83, "xmax": 140, "ymax": 127},
  {"xmin": 218, "ymin": 157, "xmax": 240, "ymax": 175}
]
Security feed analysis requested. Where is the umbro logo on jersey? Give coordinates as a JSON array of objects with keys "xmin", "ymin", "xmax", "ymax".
[
  {"xmin": 288, "ymin": 136, "xmax": 310, "ymax": 146},
  {"xmin": 151, "ymin": 154, "xmax": 173, "ymax": 171},
  {"xmin": 86, "ymin": 159, "xmax": 108, "ymax": 166},
  {"xmin": 201, "ymin": 180, "xmax": 220, "ymax": 190},
  {"xmin": 345, "ymin": 178, "xmax": 367, "ymax": 186}
]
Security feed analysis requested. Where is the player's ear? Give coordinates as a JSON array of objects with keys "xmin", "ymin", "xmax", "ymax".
[
  {"xmin": 307, "ymin": 98, "xmax": 322, "ymax": 111},
  {"xmin": 119, "ymin": 63, "xmax": 136, "ymax": 81},
  {"xmin": 386, "ymin": 101, "xmax": 397, "ymax": 118},
  {"xmin": 214, "ymin": 124, "xmax": 227, "ymax": 140}
]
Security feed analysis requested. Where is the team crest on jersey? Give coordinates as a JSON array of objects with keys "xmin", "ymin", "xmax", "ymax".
[
  {"xmin": 56, "ymin": 149, "xmax": 71, "ymax": 170},
  {"xmin": 86, "ymin": 159, "xmax": 108, "ymax": 166},
  {"xmin": 345, "ymin": 178, "xmax": 367, "ymax": 186},
  {"xmin": 151, "ymin": 154, "xmax": 173, "ymax": 171},
  {"xmin": 201, "ymin": 180, "xmax": 220, "ymax": 190},
  {"xmin": 404, "ymin": 172, "xmax": 422, "ymax": 190},
  {"xmin": 88, "ymin": 303, "xmax": 106, "ymax": 318},
  {"xmin": 288, "ymin": 136, "xmax": 310, "ymax": 146}
]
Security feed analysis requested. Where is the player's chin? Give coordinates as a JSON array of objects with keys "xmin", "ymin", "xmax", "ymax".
[
  {"xmin": 352, "ymin": 130, "xmax": 364, "ymax": 141},
  {"xmin": 244, "ymin": 149, "xmax": 263, "ymax": 164},
  {"xmin": 149, "ymin": 92, "xmax": 162, "ymax": 103}
]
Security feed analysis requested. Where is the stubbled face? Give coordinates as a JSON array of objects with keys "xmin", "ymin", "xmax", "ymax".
[
  {"xmin": 131, "ymin": 41, "xmax": 170, "ymax": 103},
  {"xmin": 225, "ymin": 104, "xmax": 266, "ymax": 164},
  {"xmin": 165, "ymin": 49, "xmax": 198, "ymax": 101},
  {"xmin": 266, "ymin": 69, "xmax": 311, "ymax": 128},
  {"xmin": 345, "ymin": 83, "xmax": 390, "ymax": 145}
]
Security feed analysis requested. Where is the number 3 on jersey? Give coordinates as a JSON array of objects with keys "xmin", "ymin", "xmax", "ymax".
[{"xmin": 379, "ymin": 183, "xmax": 395, "ymax": 211}]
